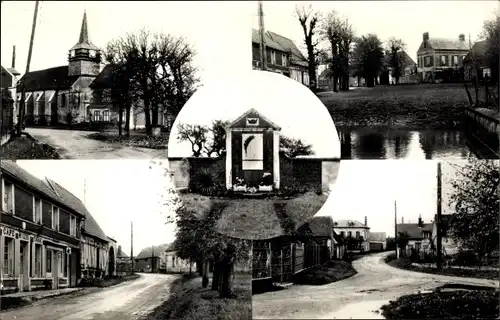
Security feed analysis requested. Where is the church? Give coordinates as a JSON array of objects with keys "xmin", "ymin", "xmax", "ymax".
[{"xmin": 16, "ymin": 11, "xmax": 159, "ymax": 129}]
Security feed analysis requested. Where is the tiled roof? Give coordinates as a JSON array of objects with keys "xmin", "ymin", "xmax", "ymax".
[
  {"xmin": 89, "ymin": 64, "xmax": 117, "ymax": 89},
  {"xmin": 16, "ymin": 66, "xmax": 78, "ymax": 92},
  {"xmin": 135, "ymin": 243, "xmax": 171, "ymax": 259},
  {"xmin": 252, "ymin": 29, "xmax": 308, "ymax": 67},
  {"xmin": 464, "ymin": 40, "xmax": 487, "ymax": 63},
  {"xmin": 422, "ymin": 38, "xmax": 469, "ymax": 51},
  {"xmin": 397, "ymin": 223, "xmax": 433, "ymax": 239},
  {"xmin": 333, "ymin": 220, "xmax": 369, "ymax": 229},
  {"xmin": 304, "ymin": 216, "xmax": 334, "ymax": 238},
  {"xmin": 383, "ymin": 51, "xmax": 416, "ymax": 68},
  {"xmin": 43, "ymin": 178, "xmax": 109, "ymax": 242},
  {"xmin": 368, "ymin": 232, "xmax": 387, "ymax": 242},
  {"xmin": 6, "ymin": 67, "xmax": 20, "ymax": 76}
]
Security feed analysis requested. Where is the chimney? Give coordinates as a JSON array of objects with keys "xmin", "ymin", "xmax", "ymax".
[
  {"xmin": 11, "ymin": 45, "xmax": 16, "ymax": 69},
  {"xmin": 423, "ymin": 32, "xmax": 429, "ymax": 42},
  {"xmin": 459, "ymin": 34, "xmax": 465, "ymax": 41},
  {"xmin": 401, "ymin": 217, "xmax": 404, "ymax": 224},
  {"xmin": 364, "ymin": 216, "xmax": 367, "ymax": 226}
]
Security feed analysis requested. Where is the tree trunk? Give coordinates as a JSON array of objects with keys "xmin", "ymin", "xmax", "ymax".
[
  {"xmin": 211, "ymin": 260, "xmax": 221, "ymax": 291},
  {"xmin": 366, "ymin": 77, "xmax": 375, "ymax": 88},
  {"xmin": 151, "ymin": 105, "xmax": 158, "ymax": 127},
  {"xmin": 125, "ymin": 104, "xmax": 131, "ymax": 137},
  {"xmin": 201, "ymin": 260, "xmax": 209, "ymax": 288},
  {"xmin": 117, "ymin": 103, "xmax": 123, "ymax": 137},
  {"xmin": 219, "ymin": 260, "xmax": 235, "ymax": 298},
  {"xmin": 357, "ymin": 76, "xmax": 361, "ymax": 87},
  {"xmin": 333, "ymin": 75, "xmax": 339, "ymax": 92}
]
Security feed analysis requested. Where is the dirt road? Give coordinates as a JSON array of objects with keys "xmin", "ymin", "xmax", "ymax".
[
  {"xmin": 25, "ymin": 128, "xmax": 166, "ymax": 159},
  {"xmin": 0, "ymin": 273, "xmax": 179, "ymax": 320},
  {"xmin": 252, "ymin": 251, "xmax": 499, "ymax": 319}
]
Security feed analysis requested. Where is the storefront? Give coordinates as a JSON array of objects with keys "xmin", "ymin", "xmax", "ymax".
[{"xmin": 0, "ymin": 224, "xmax": 79, "ymax": 292}]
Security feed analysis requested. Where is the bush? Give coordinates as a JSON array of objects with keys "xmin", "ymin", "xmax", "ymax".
[
  {"xmin": 451, "ymin": 250, "xmax": 478, "ymax": 266},
  {"xmin": 293, "ymin": 260, "xmax": 357, "ymax": 285}
]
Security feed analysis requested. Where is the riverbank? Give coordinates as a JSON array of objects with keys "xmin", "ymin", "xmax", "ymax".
[{"xmin": 320, "ymin": 83, "xmax": 471, "ymax": 127}]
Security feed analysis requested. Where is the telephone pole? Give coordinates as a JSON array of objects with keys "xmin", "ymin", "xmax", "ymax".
[
  {"xmin": 17, "ymin": 1, "xmax": 39, "ymax": 136},
  {"xmin": 152, "ymin": 245, "xmax": 155, "ymax": 273},
  {"xmin": 436, "ymin": 162, "xmax": 443, "ymax": 270},
  {"xmin": 131, "ymin": 221, "xmax": 134, "ymax": 273},
  {"xmin": 257, "ymin": 1, "xmax": 267, "ymax": 71},
  {"xmin": 394, "ymin": 200, "xmax": 399, "ymax": 259}
]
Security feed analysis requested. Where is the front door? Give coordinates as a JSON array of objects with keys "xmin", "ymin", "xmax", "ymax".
[
  {"xmin": 241, "ymin": 133, "xmax": 264, "ymax": 188},
  {"xmin": 19, "ymin": 241, "xmax": 29, "ymax": 291}
]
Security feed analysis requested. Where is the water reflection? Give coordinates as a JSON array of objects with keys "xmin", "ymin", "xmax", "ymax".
[{"xmin": 339, "ymin": 126, "xmax": 499, "ymax": 159}]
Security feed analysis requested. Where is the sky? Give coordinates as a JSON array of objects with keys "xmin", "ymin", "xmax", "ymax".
[
  {"xmin": 315, "ymin": 160, "xmax": 481, "ymax": 237},
  {"xmin": 168, "ymin": 69, "xmax": 340, "ymax": 158},
  {"xmin": 1, "ymin": 1, "xmax": 253, "ymax": 84},
  {"xmin": 16, "ymin": 160, "xmax": 177, "ymax": 257},
  {"xmin": 253, "ymin": 1, "xmax": 499, "ymax": 63}
]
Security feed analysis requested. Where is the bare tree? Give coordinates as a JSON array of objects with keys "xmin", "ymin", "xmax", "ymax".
[
  {"xmin": 386, "ymin": 37, "xmax": 407, "ymax": 85},
  {"xmin": 296, "ymin": 4, "xmax": 321, "ymax": 93}
]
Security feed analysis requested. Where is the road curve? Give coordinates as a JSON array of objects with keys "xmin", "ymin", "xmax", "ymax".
[
  {"xmin": 252, "ymin": 251, "xmax": 499, "ymax": 319},
  {"xmin": 0, "ymin": 273, "xmax": 180, "ymax": 320}
]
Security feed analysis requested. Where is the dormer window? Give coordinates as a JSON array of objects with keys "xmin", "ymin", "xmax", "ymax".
[
  {"xmin": 246, "ymin": 118, "xmax": 259, "ymax": 126},
  {"xmin": 89, "ymin": 50, "xmax": 96, "ymax": 58},
  {"xmin": 70, "ymin": 50, "xmax": 76, "ymax": 58}
]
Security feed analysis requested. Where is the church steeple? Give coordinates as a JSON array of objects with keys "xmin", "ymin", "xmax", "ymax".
[{"xmin": 68, "ymin": 10, "xmax": 101, "ymax": 77}]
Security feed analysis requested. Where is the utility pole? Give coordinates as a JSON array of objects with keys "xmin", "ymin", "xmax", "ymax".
[
  {"xmin": 17, "ymin": 1, "xmax": 39, "ymax": 136},
  {"xmin": 83, "ymin": 179, "xmax": 87, "ymax": 206},
  {"xmin": 131, "ymin": 221, "xmax": 134, "ymax": 273},
  {"xmin": 436, "ymin": 162, "xmax": 443, "ymax": 270},
  {"xmin": 152, "ymin": 245, "xmax": 155, "ymax": 273},
  {"xmin": 257, "ymin": 1, "xmax": 267, "ymax": 71},
  {"xmin": 394, "ymin": 200, "xmax": 399, "ymax": 259}
]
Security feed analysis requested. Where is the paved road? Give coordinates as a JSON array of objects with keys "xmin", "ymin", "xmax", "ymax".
[
  {"xmin": 0, "ymin": 273, "xmax": 179, "ymax": 320},
  {"xmin": 25, "ymin": 128, "xmax": 166, "ymax": 159},
  {"xmin": 252, "ymin": 251, "xmax": 499, "ymax": 319}
]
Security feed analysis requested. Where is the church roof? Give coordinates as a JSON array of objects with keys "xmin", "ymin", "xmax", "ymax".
[
  {"xmin": 70, "ymin": 11, "xmax": 100, "ymax": 51},
  {"xmin": 89, "ymin": 64, "xmax": 117, "ymax": 89},
  {"xmin": 16, "ymin": 66, "xmax": 78, "ymax": 91}
]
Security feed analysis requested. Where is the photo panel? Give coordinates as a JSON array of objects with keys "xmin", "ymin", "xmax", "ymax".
[{"xmin": 252, "ymin": 159, "xmax": 499, "ymax": 319}]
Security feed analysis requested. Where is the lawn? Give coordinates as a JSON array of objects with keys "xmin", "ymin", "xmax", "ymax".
[
  {"xmin": 385, "ymin": 254, "xmax": 499, "ymax": 280},
  {"xmin": 293, "ymin": 260, "xmax": 357, "ymax": 285},
  {"xmin": 381, "ymin": 287, "xmax": 499, "ymax": 319},
  {"xmin": 145, "ymin": 273, "xmax": 252, "ymax": 320},
  {"xmin": 86, "ymin": 131, "xmax": 169, "ymax": 150},
  {"xmin": 319, "ymin": 83, "xmax": 488, "ymax": 127},
  {"xmin": 0, "ymin": 134, "xmax": 61, "ymax": 159}
]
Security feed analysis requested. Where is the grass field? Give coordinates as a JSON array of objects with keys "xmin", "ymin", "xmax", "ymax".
[
  {"xmin": 145, "ymin": 273, "xmax": 252, "ymax": 320},
  {"xmin": 319, "ymin": 83, "xmax": 495, "ymax": 127},
  {"xmin": 293, "ymin": 260, "xmax": 357, "ymax": 285}
]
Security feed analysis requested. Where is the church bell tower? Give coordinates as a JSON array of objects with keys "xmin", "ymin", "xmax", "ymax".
[{"xmin": 68, "ymin": 11, "xmax": 101, "ymax": 77}]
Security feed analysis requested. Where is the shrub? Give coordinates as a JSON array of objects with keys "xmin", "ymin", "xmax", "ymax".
[{"xmin": 451, "ymin": 250, "xmax": 478, "ymax": 266}]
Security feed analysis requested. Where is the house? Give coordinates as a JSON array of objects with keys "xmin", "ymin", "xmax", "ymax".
[
  {"xmin": 333, "ymin": 217, "xmax": 370, "ymax": 252},
  {"xmin": 367, "ymin": 232, "xmax": 387, "ymax": 251},
  {"xmin": 300, "ymin": 216, "xmax": 345, "ymax": 261},
  {"xmin": 252, "ymin": 29, "xmax": 310, "ymax": 87},
  {"xmin": 0, "ymin": 161, "xmax": 84, "ymax": 292},
  {"xmin": 163, "ymin": 243, "xmax": 194, "ymax": 274},
  {"xmin": 1, "ymin": 47, "xmax": 20, "ymax": 143},
  {"xmin": 431, "ymin": 214, "xmax": 459, "ymax": 256},
  {"xmin": 135, "ymin": 244, "xmax": 169, "ymax": 273},
  {"xmin": 1, "ymin": 46, "xmax": 21, "ymax": 98},
  {"xmin": 463, "ymin": 40, "xmax": 490, "ymax": 82},
  {"xmin": 416, "ymin": 32, "xmax": 469, "ymax": 83},
  {"xmin": 317, "ymin": 64, "xmax": 365, "ymax": 90},
  {"xmin": 381, "ymin": 51, "xmax": 418, "ymax": 85},
  {"xmin": 15, "ymin": 11, "xmax": 149, "ymax": 128},
  {"xmin": 396, "ymin": 216, "xmax": 433, "ymax": 258}
]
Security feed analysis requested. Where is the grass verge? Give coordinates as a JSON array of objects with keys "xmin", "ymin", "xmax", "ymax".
[
  {"xmin": 319, "ymin": 83, "xmax": 473, "ymax": 127},
  {"xmin": 0, "ymin": 134, "xmax": 61, "ymax": 159},
  {"xmin": 145, "ymin": 273, "xmax": 252, "ymax": 320},
  {"xmin": 385, "ymin": 254, "xmax": 499, "ymax": 280},
  {"xmin": 293, "ymin": 260, "xmax": 357, "ymax": 285},
  {"xmin": 77, "ymin": 273, "xmax": 140, "ymax": 288},
  {"xmin": 86, "ymin": 132, "xmax": 168, "ymax": 149},
  {"xmin": 380, "ymin": 289, "xmax": 500, "ymax": 319}
]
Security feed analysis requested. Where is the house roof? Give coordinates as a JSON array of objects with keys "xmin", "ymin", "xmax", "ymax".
[
  {"xmin": 251, "ymin": 29, "xmax": 308, "ymax": 67},
  {"xmin": 397, "ymin": 223, "xmax": 433, "ymax": 239},
  {"xmin": 16, "ymin": 66, "xmax": 78, "ymax": 92},
  {"xmin": 6, "ymin": 67, "xmax": 20, "ymax": 76},
  {"xmin": 368, "ymin": 232, "xmax": 387, "ymax": 242},
  {"xmin": 304, "ymin": 216, "xmax": 334, "ymax": 238},
  {"xmin": 464, "ymin": 40, "xmax": 487, "ymax": 63},
  {"xmin": 165, "ymin": 242, "xmax": 178, "ymax": 252},
  {"xmin": 333, "ymin": 220, "xmax": 369, "ymax": 229},
  {"xmin": 43, "ymin": 178, "xmax": 109, "ymax": 242},
  {"xmin": 135, "ymin": 243, "xmax": 171, "ymax": 259},
  {"xmin": 419, "ymin": 37, "xmax": 469, "ymax": 52},
  {"xmin": 89, "ymin": 64, "xmax": 116, "ymax": 89},
  {"xmin": 383, "ymin": 51, "xmax": 416, "ymax": 68}
]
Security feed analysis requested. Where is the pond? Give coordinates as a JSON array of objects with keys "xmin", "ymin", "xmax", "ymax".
[{"xmin": 338, "ymin": 127, "xmax": 499, "ymax": 160}]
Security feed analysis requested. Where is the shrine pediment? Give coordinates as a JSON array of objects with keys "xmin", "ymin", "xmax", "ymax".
[{"xmin": 228, "ymin": 108, "xmax": 281, "ymax": 130}]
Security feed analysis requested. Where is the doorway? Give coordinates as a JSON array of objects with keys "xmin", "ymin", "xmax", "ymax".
[{"xmin": 19, "ymin": 240, "xmax": 29, "ymax": 291}]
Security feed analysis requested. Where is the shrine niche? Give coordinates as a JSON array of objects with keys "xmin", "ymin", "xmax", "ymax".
[{"xmin": 225, "ymin": 108, "xmax": 281, "ymax": 193}]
